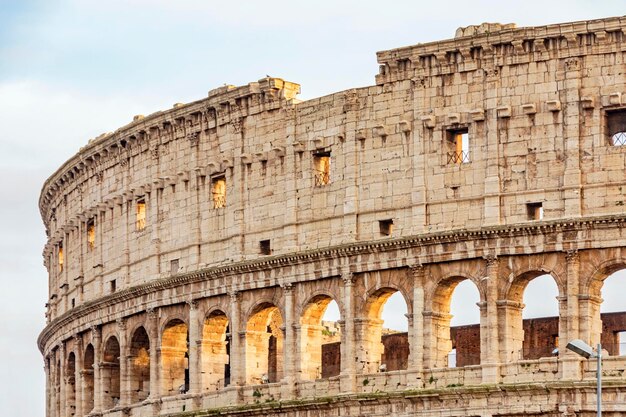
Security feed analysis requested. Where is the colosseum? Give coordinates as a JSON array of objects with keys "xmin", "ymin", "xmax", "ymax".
[{"xmin": 39, "ymin": 15, "xmax": 626, "ymax": 417}]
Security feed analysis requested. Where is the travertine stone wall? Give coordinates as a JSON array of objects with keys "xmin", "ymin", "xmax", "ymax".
[{"xmin": 39, "ymin": 16, "xmax": 626, "ymax": 417}]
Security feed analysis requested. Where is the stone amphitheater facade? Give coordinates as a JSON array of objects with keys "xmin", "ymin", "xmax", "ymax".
[{"xmin": 39, "ymin": 16, "xmax": 626, "ymax": 417}]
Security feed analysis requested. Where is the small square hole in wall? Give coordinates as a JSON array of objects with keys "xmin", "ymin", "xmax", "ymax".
[
  {"xmin": 260, "ymin": 240, "xmax": 271, "ymax": 255},
  {"xmin": 110, "ymin": 279, "xmax": 116, "ymax": 293},
  {"xmin": 527, "ymin": 202, "xmax": 544, "ymax": 220},
  {"xmin": 170, "ymin": 259, "xmax": 179, "ymax": 275},
  {"xmin": 379, "ymin": 219, "xmax": 394, "ymax": 236}
]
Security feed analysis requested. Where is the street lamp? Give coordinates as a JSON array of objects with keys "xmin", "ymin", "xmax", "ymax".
[{"xmin": 566, "ymin": 339, "xmax": 602, "ymax": 417}]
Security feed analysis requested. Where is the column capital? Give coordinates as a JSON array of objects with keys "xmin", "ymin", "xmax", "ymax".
[
  {"xmin": 342, "ymin": 271, "xmax": 355, "ymax": 286},
  {"xmin": 116, "ymin": 317, "xmax": 127, "ymax": 331},
  {"xmin": 483, "ymin": 254, "xmax": 498, "ymax": 267},
  {"xmin": 146, "ymin": 306, "xmax": 158, "ymax": 320},
  {"xmin": 229, "ymin": 290, "xmax": 240, "ymax": 302},
  {"xmin": 186, "ymin": 298, "xmax": 198, "ymax": 310},
  {"xmin": 565, "ymin": 249, "xmax": 579, "ymax": 264},
  {"xmin": 281, "ymin": 282, "xmax": 294, "ymax": 293},
  {"xmin": 91, "ymin": 325, "xmax": 101, "ymax": 341}
]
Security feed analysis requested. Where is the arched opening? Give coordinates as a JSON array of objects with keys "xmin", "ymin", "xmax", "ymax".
[
  {"xmin": 506, "ymin": 273, "xmax": 560, "ymax": 360},
  {"xmin": 161, "ymin": 319, "xmax": 189, "ymax": 396},
  {"xmin": 102, "ymin": 336, "xmax": 121, "ymax": 409},
  {"xmin": 201, "ymin": 310, "xmax": 230, "ymax": 390},
  {"xmin": 448, "ymin": 280, "xmax": 481, "ymax": 368},
  {"xmin": 430, "ymin": 277, "xmax": 480, "ymax": 368},
  {"xmin": 599, "ymin": 268, "xmax": 626, "ymax": 356},
  {"xmin": 299, "ymin": 295, "xmax": 341, "ymax": 380},
  {"xmin": 82, "ymin": 344, "xmax": 95, "ymax": 413},
  {"xmin": 129, "ymin": 327, "xmax": 150, "ymax": 403},
  {"xmin": 245, "ymin": 303, "xmax": 284, "ymax": 384},
  {"xmin": 360, "ymin": 288, "xmax": 409, "ymax": 373},
  {"xmin": 65, "ymin": 352, "xmax": 76, "ymax": 416}
]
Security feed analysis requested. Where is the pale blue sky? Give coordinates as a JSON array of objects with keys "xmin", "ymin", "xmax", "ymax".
[{"xmin": 1, "ymin": 2, "xmax": 625, "ymax": 415}]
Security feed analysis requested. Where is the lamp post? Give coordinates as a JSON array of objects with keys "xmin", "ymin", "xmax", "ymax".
[{"xmin": 566, "ymin": 339, "xmax": 602, "ymax": 417}]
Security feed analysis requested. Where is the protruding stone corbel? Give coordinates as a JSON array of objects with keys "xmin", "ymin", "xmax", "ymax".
[
  {"xmin": 292, "ymin": 141, "xmax": 306, "ymax": 153},
  {"xmin": 521, "ymin": 103, "xmax": 537, "ymax": 115},
  {"xmin": 469, "ymin": 108, "xmax": 485, "ymax": 122},
  {"xmin": 271, "ymin": 146, "xmax": 286, "ymax": 157},
  {"xmin": 546, "ymin": 100, "xmax": 561, "ymax": 112},
  {"xmin": 397, "ymin": 120, "xmax": 411, "ymax": 133},
  {"xmin": 496, "ymin": 106, "xmax": 511, "ymax": 118},
  {"xmin": 580, "ymin": 96, "xmax": 595, "ymax": 109},
  {"xmin": 312, "ymin": 136, "xmax": 326, "ymax": 150},
  {"xmin": 372, "ymin": 125, "xmax": 390, "ymax": 137},
  {"xmin": 177, "ymin": 171, "xmax": 189, "ymax": 182},
  {"xmin": 446, "ymin": 113, "xmax": 461, "ymax": 125},
  {"xmin": 239, "ymin": 153, "xmax": 253, "ymax": 165},
  {"xmin": 221, "ymin": 157, "xmax": 234, "ymax": 169},
  {"xmin": 355, "ymin": 129, "xmax": 368, "ymax": 141},
  {"xmin": 420, "ymin": 115, "xmax": 436, "ymax": 129}
]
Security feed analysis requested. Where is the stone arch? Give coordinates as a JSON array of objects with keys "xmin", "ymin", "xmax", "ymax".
[
  {"xmin": 355, "ymin": 286, "xmax": 410, "ymax": 374},
  {"xmin": 503, "ymin": 269, "xmax": 562, "ymax": 361},
  {"xmin": 245, "ymin": 302, "xmax": 284, "ymax": 384},
  {"xmin": 82, "ymin": 344, "xmax": 95, "ymax": 413},
  {"xmin": 129, "ymin": 326, "xmax": 150, "ymax": 403},
  {"xmin": 200, "ymin": 309, "xmax": 230, "ymax": 390},
  {"xmin": 65, "ymin": 351, "xmax": 76, "ymax": 416},
  {"xmin": 298, "ymin": 293, "xmax": 342, "ymax": 380},
  {"xmin": 584, "ymin": 257, "xmax": 626, "ymax": 354},
  {"xmin": 161, "ymin": 318, "xmax": 189, "ymax": 396},
  {"xmin": 102, "ymin": 335, "xmax": 121, "ymax": 409},
  {"xmin": 426, "ymin": 274, "xmax": 482, "ymax": 368}
]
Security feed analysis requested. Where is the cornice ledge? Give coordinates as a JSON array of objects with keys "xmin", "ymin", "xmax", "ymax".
[{"xmin": 38, "ymin": 213, "xmax": 626, "ymax": 353}]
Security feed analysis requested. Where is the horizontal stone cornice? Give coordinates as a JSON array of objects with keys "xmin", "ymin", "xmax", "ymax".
[{"xmin": 38, "ymin": 213, "xmax": 626, "ymax": 353}]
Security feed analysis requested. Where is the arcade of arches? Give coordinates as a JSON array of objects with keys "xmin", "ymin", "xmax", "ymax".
[{"xmin": 45, "ymin": 250, "xmax": 626, "ymax": 416}]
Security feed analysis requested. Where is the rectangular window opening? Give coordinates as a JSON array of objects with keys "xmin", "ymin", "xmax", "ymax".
[
  {"xmin": 260, "ymin": 239, "xmax": 271, "ymax": 255},
  {"xmin": 136, "ymin": 198, "xmax": 146, "ymax": 231},
  {"xmin": 446, "ymin": 129, "xmax": 470, "ymax": 164},
  {"xmin": 58, "ymin": 242, "xmax": 64, "ymax": 272},
  {"xmin": 379, "ymin": 219, "xmax": 394, "ymax": 236},
  {"xmin": 608, "ymin": 109, "xmax": 626, "ymax": 146},
  {"xmin": 212, "ymin": 176, "xmax": 226, "ymax": 209},
  {"xmin": 110, "ymin": 279, "xmax": 116, "ymax": 293},
  {"xmin": 313, "ymin": 151, "xmax": 331, "ymax": 186},
  {"xmin": 71, "ymin": 298, "xmax": 75, "ymax": 308},
  {"xmin": 170, "ymin": 259, "xmax": 179, "ymax": 275},
  {"xmin": 87, "ymin": 219, "xmax": 96, "ymax": 250},
  {"xmin": 527, "ymin": 202, "xmax": 544, "ymax": 220}
]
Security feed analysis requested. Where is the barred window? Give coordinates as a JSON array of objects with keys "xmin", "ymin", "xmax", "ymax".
[
  {"xmin": 313, "ymin": 152, "xmax": 331, "ymax": 186},
  {"xmin": 608, "ymin": 110, "xmax": 626, "ymax": 146},
  {"xmin": 212, "ymin": 176, "xmax": 226, "ymax": 209},
  {"xmin": 136, "ymin": 198, "xmax": 146, "ymax": 231},
  {"xmin": 447, "ymin": 129, "xmax": 470, "ymax": 164}
]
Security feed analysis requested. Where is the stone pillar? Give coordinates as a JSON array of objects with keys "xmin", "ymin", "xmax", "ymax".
[
  {"xmin": 355, "ymin": 317, "xmax": 384, "ymax": 374},
  {"xmin": 146, "ymin": 308, "xmax": 160, "ymax": 401},
  {"xmin": 340, "ymin": 272, "xmax": 356, "ymax": 392},
  {"xmin": 73, "ymin": 336, "xmax": 84, "ymax": 417},
  {"xmin": 565, "ymin": 250, "xmax": 580, "ymax": 342},
  {"xmin": 117, "ymin": 318, "xmax": 129, "ymax": 407},
  {"xmin": 58, "ymin": 343, "xmax": 66, "ymax": 417},
  {"xmin": 422, "ymin": 310, "xmax": 452, "ymax": 368},
  {"xmin": 281, "ymin": 283, "xmax": 296, "ymax": 398},
  {"xmin": 187, "ymin": 300, "xmax": 201, "ymax": 395},
  {"xmin": 497, "ymin": 300, "xmax": 524, "ymax": 362},
  {"xmin": 92, "ymin": 326, "xmax": 103, "ymax": 413},
  {"xmin": 482, "ymin": 255, "xmax": 500, "ymax": 383},
  {"xmin": 45, "ymin": 357, "xmax": 52, "ymax": 417},
  {"xmin": 408, "ymin": 265, "xmax": 425, "ymax": 380},
  {"xmin": 228, "ymin": 291, "xmax": 244, "ymax": 387},
  {"xmin": 561, "ymin": 59, "xmax": 583, "ymax": 218},
  {"xmin": 579, "ymin": 295, "xmax": 603, "ymax": 348}
]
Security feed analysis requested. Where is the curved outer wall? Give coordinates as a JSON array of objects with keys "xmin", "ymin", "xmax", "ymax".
[{"xmin": 40, "ymin": 16, "xmax": 626, "ymax": 417}]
